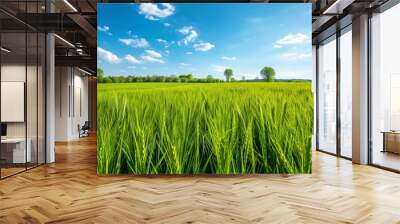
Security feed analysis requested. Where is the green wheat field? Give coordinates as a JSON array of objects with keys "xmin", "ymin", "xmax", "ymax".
[{"xmin": 97, "ymin": 82, "xmax": 313, "ymax": 175}]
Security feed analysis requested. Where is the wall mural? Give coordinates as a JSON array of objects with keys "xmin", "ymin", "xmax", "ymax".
[{"xmin": 97, "ymin": 3, "xmax": 313, "ymax": 174}]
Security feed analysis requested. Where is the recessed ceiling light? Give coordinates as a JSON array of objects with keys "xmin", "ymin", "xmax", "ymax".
[
  {"xmin": 63, "ymin": 0, "xmax": 78, "ymax": 12},
  {"xmin": 1, "ymin": 47, "xmax": 11, "ymax": 53},
  {"xmin": 54, "ymin": 34, "xmax": 75, "ymax": 48},
  {"xmin": 78, "ymin": 67, "xmax": 92, "ymax": 76},
  {"xmin": 323, "ymin": 0, "xmax": 354, "ymax": 15}
]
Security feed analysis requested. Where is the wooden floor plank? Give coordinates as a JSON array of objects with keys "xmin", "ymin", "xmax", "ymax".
[{"xmin": 0, "ymin": 135, "xmax": 400, "ymax": 223}]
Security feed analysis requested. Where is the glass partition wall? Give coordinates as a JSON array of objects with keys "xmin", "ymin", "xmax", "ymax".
[
  {"xmin": 339, "ymin": 27, "xmax": 352, "ymax": 159},
  {"xmin": 0, "ymin": 2, "xmax": 46, "ymax": 179},
  {"xmin": 316, "ymin": 26, "xmax": 352, "ymax": 159},
  {"xmin": 315, "ymin": 1, "xmax": 400, "ymax": 171},
  {"xmin": 317, "ymin": 35, "xmax": 337, "ymax": 155},
  {"xmin": 0, "ymin": 30, "xmax": 27, "ymax": 177},
  {"xmin": 370, "ymin": 3, "xmax": 400, "ymax": 171}
]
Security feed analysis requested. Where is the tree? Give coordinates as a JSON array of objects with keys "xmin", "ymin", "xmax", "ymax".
[
  {"xmin": 97, "ymin": 68, "xmax": 105, "ymax": 83},
  {"xmin": 103, "ymin": 77, "xmax": 112, "ymax": 83},
  {"xmin": 206, "ymin": 75, "xmax": 214, "ymax": 82},
  {"xmin": 224, "ymin": 68, "xmax": 233, "ymax": 82},
  {"xmin": 242, "ymin": 76, "xmax": 246, "ymax": 81},
  {"xmin": 260, "ymin": 67, "xmax": 276, "ymax": 82},
  {"xmin": 187, "ymin": 74, "xmax": 193, "ymax": 81}
]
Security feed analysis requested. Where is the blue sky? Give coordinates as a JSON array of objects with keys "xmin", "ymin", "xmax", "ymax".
[{"xmin": 98, "ymin": 3, "xmax": 311, "ymax": 80}]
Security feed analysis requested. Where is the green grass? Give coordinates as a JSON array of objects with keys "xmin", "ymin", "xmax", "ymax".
[{"xmin": 97, "ymin": 82, "xmax": 313, "ymax": 174}]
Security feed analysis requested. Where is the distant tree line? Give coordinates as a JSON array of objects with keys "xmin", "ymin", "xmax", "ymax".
[
  {"xmin": 97, "ymin": 66, "xmax": 280, "ymax": 83},
  {"xmin": 97, "ymin": 69, "xmax": 224, "ymax": 83}
]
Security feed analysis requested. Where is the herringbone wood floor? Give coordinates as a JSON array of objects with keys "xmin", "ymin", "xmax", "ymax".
[{"xmin": 1, "ymin": 135, "xmax": 400, "ymax": 224}]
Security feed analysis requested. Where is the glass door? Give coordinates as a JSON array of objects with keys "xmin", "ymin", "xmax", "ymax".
[
  {"xmin": 317, "ymin": 35, "xmax": 337, "ymax": 154},
  {"xmin": 370, "ymin": 3, "xmax": 400, "ymax": 171},
  {"xmin": 339, "ymin": 26, "xmax": 352, "ymax": 158}
]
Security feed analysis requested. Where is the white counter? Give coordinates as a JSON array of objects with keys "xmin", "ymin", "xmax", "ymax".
[{"xmin": 1, "ymin": 138, "xmax": 32, "ymax": 163}]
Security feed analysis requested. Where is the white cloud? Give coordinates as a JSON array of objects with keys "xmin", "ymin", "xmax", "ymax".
[
  {"xmin": 276, "ymin": 33, "xmax": 309, "ymax": 45},
  {"xmin": 125, "ymin": 54, "xmax": 141, "ymax": 64},
  {"xmin": 163, "ymin": 23, "xmax": 171, "ymax": 27},
  {"xmin": 140, "ymin": 50, "xmax": 164, "ymax": 63},
  {"xmin": 281, "ymin": 52, "xmax": 311, "ymax": 60},
  {"xmin": 180, "ymin": 63, "xmax": 191, "ymax": 66},
  {"xmin": 185, "ymin": 31, "xmax": 198, "ymax": 45},
  {"xmin": 138, "ymin": 3, "xmax": 175, "ymax": 20},
  {"xmin": 145, "ymin": 50, "xmax": 162, "ymax": 58},
  {"xmin": 119, "ymin": 38, "xmax": 149, "ymax": 48},
  {"xmin": 178, "ymin": 26, "xmax": 198, "ymax": 45},
  {"xmin": 221, "ymin": 56, "xmax": 237, "ymax": 61},
  {"xmin": 98, "ymin": 25, "xmax": 112, "ymax": 35},
  {"xmin": 186, "ymin": 52, "xmax": 193, "ymax": 55},
  {"xmin": 273, "ymin": 44, "xmax": 282, "ymax": 48},
  {"xmin": 211, "ymin": 64, "xmax": 229, "ymax": 72},
  {"xmin": 194, "ymin": 42, "xmax": 215, "ymax": 52},
  {"xmin": 178, "ymin": 26, "xmax": 192, "ymax": 34},
  {"xmin": 157, "ymin": 38, "xmax": 168, "ymax": 44},
  {"xmin": 141, "ymin": 55, "xmax": 165, "ymax": 63},
  {"xmin": 97, "ymin": 47, "xmax": 121, "ymax": 63},
  {"xmin": 98, "ymin": 25, "xmax": 109, "ymax": 32},
  {"xmin": 157, "ymin": 38, "xmax": 171, "ymax": 48}
]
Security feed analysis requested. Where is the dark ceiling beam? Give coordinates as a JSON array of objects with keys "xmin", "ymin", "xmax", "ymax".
[
  {"xmin": 100, "ymin": 0, "xmax": 308, "ymax": 2},
  {"xmin": 67, "ymin": 13, "xmax": 97, "ymax": 46},
  {"xmin": 2, "ymin": 12, "xmax": 96, "ymax": 48},
  {"xmin": 55, "ymin": 55, "xmax": 96, "ymax": 71},
  {"xmin": 312, "ymin": 14, "xmax": 352, "ymax": 44},
  {"xmin": 86, "ymin": 0, "xmax": 97, "ymax": 11},
  {"xmin": 67, "ymin": 13, "xmax": 96, "ymax": 36},
  {"xmin": 0, "ymin": 8, "xmax": 37, "ymax": 31},
  {"xmin": 55, "ymin": 47, "xmax": 96, "ymax": 56},
  {"xmin": 311, "ymin": 0, "xmax": 387, "ymax": 43},
  {"xmin": 61, "ymin": 0, "xmax": 97, "ymax": 43},
  {"xmin": 312, "ymin": 15, "xmax": 335, "ymax": 33},
  {"xmin": 5, "ymin": 13, "xmax": 84, "ymax": 32}
]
